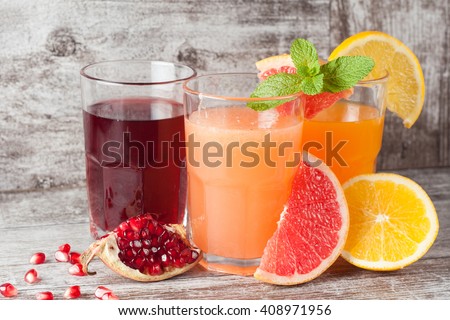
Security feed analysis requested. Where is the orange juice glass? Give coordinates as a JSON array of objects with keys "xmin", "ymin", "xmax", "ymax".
[
  {"xmin": 183, "ymin": 73, "xmax": 304, "ymax": 275},
  {"xmin": 302, "ymin": 74, "xmax": 389, "ymax": 184}
]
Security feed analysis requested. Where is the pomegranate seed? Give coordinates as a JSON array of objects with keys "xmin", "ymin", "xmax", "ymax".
[
  {"xmin": 29, "ymin": 252, "xmax": 46, "ymax": 265},
  {"xmin": 0, "ymin": 283, "xmax": 18, "ymax": 297},
  {"xmin": 24, "ymin": 269, "xmax": 39, "ymax": 284},
  {"xmin": 69, "ymin": 263, "xmax": 86, "ymax": 276},
  {"xmin": 95, "ymin": 286, "xmax": 112, "ymax": 299},
  {"xmin": 69, "ymin": 252, "xmax": 81, "ymax": 264},
  {"xmin": 101, "ymin": 292, "xmax": 119, "ymax": 300},
  {"xmin": 64, "ymin": 285, "xmax": 81, "ymax": 299},
  {"xmin": 55, "ymin": 250, "xmax": 69, "ymax": 262},
  {"xmin": 58, "ymin": 243, "xmax": 71, "ymax": 253},
  {"xmin": 36, "ymin": 291, "xmax": 53, "ymax": 300}
]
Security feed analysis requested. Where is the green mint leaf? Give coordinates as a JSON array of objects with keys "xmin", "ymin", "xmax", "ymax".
[
  {"xmin": 300, "ymin": 74, "xmax": 324, "ymax": 95},
  {"xmin": 321, "ymin": 56, "xmax": 375, "ymax": 93},
  {"xmin": 247, "ymin": 73, "xmax": 302, "ymax": 111},
  {"xmin": 290, "ymin": 38, "xmax": 320, "ymax": 77}
]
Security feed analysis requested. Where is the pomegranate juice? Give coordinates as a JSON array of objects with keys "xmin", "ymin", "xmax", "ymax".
[{"xmin": 83, "ymin": 97, "xmax": 186, "ymax": 237}]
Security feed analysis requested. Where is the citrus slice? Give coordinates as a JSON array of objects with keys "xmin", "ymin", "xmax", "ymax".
[
  {"xmin": 254, "ymin": 152, "xmax": 349, "ymax": 285},
  {"xmin": 342, "ymin": 173, "xmax": 439, "ymax": 271},
  {"xmin": 329, "ymin": 31, "xmax": 425, "ymax": 128},
  {"xmin": 255, "ymin": 54, "xmax": 353, "ymax": 119}
]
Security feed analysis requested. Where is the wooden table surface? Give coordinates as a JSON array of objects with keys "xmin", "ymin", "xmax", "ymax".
[{"xmin": 1, "ymin": 167, "xmax": 449, "ymax": 300}]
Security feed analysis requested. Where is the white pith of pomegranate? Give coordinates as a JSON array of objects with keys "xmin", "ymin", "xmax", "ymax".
[{"xmin": 80, "ymin": 213, "xmax": 202, "ymax": 282}]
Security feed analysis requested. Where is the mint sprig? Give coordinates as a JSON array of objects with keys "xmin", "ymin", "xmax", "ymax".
[{"xmin": 248, "ymin": 38, "xmax": 374, "ymax": 111}]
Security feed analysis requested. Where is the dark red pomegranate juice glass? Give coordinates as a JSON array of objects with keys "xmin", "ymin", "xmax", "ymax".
[{"xmin": 80, "ymin": 61, "xmax": 196, "ymax": 238}]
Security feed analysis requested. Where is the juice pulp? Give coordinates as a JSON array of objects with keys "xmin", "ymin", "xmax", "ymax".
[
  {"xmin": 185, "ymin": 107, "xmax": 302, "ymax": 272},
  {"xmin": 83, "ymin": 97, "xmax": 186, "ymax": 237},
  {"xmin": 302, "ymin": 101, "xmax": 384, "ymax": 184}
]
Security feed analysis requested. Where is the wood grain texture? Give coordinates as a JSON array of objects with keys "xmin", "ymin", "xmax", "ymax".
[
  {"xmin": 0, "ymin": 0, "xmax": 448, "ymax": 191},
  {"xmin": 0, "ymin": 167, "xmax": 449, "ymax": 299}
]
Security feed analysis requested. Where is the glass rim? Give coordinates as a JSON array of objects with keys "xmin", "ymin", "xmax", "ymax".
[
  {"xmin": 182, "ymin": 72, "xmax": 303, "ymax": 102},
  {"xmin": 356, "ymin": 70, "xmax": 389, "ymax": 85},
  {"xmin": 183, "ymin": 71, "xmax": 389, "ymax": 101},
  {"xmin": 80, "ymin": 60, "xmax": 197, "ymax": 86}
]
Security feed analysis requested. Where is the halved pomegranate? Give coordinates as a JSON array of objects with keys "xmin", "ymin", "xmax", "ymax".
[{"xmin": 80, "ymin": 213, "xmax": 202, "ymax": 282}]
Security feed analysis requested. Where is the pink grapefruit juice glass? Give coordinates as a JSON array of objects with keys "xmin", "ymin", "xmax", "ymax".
[{"xmin": 183, "ymin": 73, "xmax": 304, "ymax": 275}]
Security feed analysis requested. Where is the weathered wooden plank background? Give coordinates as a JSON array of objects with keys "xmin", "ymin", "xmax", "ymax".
[{"xmin": 0, "ymin": 0, "xmax": 448, "ymax": 192}]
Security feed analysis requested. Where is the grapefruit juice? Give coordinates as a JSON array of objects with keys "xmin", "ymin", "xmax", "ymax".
[
  {"xmin": 185, "ymin": 107, "xmax": 302, "ymax": 274},
  {"xmin": 302, "ymin": 101, "xmax": 385, "ymax": 183}
]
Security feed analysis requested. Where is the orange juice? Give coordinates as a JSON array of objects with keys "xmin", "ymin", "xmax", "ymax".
[
  {"xmin": 302, "ymin": 101, "xmax": 384, "ymax": 183},
  {"xmin": 185, "ymin": 107, "xmax": 302, "ymax": 274}
]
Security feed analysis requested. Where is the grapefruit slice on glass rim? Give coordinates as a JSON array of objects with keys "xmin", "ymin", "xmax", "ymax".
[
  {"xmin": 254, "ymin": 152, "xmax": 349, "ymax": 285},
  {"xmin": 255, "ymin": 54, "xmax": 353, "ymax": 119}
]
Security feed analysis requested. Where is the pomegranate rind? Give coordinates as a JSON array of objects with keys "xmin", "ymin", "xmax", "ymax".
[
  {"xmin": 254, "ymin": 152, "xmax": 349, "ymax": 285},
  {"xmin": 80, "ymin": 222, "xmax": 202, "ymax": 282}
]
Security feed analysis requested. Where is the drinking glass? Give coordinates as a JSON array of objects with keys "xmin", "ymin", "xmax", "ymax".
[
  {"xmin": 302, "ymin": 73, "xmax": 389, "ymax": 184},
  {"xmin": 81, "ymin": 60, "xmax": 196, "ymax": 238},
  {"xmin": 183, "ymin": 73, "xmax": 304, "ymax": 275}
]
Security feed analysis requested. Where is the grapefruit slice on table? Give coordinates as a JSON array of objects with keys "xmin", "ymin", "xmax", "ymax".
[
  {"xmin": 255, "ymin": 54, "xmax": 353, "ymax": 119},
  {"xmin": 254, "ymin": 152, "xmax": 349, "ymax": 285}
]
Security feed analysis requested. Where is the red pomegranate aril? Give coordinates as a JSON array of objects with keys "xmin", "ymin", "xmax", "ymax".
[
  {"xmin": 30, "ymin": 252, "xmax": 46, "ymax": 265},
  {"xmin": 58, "ymin": 243, "xmax": 71, "ymax": 253},
  {"xmin": 133, "ymin": 240, "xmax": 142, "ymax": 249},
  {"xmin": 149, "ymin": 264, "xmax": 163, "ymax": 276},
  {"xmin": 124, "ymin": 230, "xmax": 139, "ymax": 241},
  {"xmin": 155, "ymin": 225, "xmax": 164, "ymax": 237},
  {"xmin": 102, "ymin": 292, "xmax": 119, "ymax": 300},
  {"xmin": 159, "ymin": 230, "xmax": 169, "ymax": 243},
  {"xmin": 36, "ymin": 291, "xmax": 53, "ymax": 300},
  {"xmin": 0, "ymin": 283, "xmax": 18, "ymax": 297},
  {"xmin": 142, "ymin": 239, "xmax": 151, "ymax": 249},
  {"xmin": 172, "ymin": 257, "xmax": 186, "ymax": 268},
  {"xmin": 129, "ymin": 217, "xmax": 144, "ymax": 231},
  {"xmin": 167, "ymin": 248, "xmax": 180, "ymax": 259},
  {"xmin": 140, "ymin": 228, "xmax": 149, "ymax": 238},
  {"xmin": 118, "ymin": 238, "xmax": 129, "ymax": 250},
  {"xmin": 133, "ymin": 256, "xmax": 145, "ymax": 269},
  {"xmin": 161, "ymin": 253, "xmax": 171, "ymax": 267},
  {"xmin": 55, "ymin": 250, "xmax": 69, "ymax": 262},
  {"xmin": 69, "ymin": 263, "xmax": 86, "ymax": 276},
  {"xmin": 69, "ymin": 252, "xmax": 81, "ymax": 264},
  {"xmin": 24, "ymin": 269, "xmax": 39, "ymax": 284},
  {"xmin": 64, "ymin": 285, "xmax": 81, "ymax": 299},
  {"xmin": 95, "ymin": 286, "xmax": 112, "ymax": 299},
  {"xmin": 180, "ymin": 248, "xmax": 192, "ymax": 259},
  {"xmin": 140, "ymin": 248, "xmax": 150, "ymax": 257}
]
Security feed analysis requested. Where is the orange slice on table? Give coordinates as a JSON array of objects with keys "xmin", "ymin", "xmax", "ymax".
[
  {"xmin": 329, "ymin": 31, "xmax": 425, "ymax": 128},
  {"xmin": 342, "ymin": 173, "xmax": 439, "ymax": 271}
]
